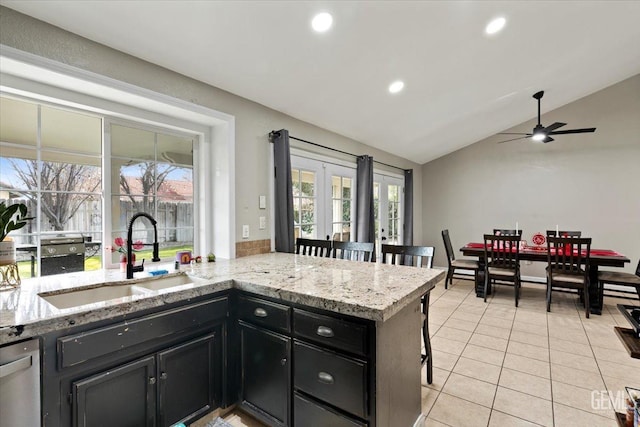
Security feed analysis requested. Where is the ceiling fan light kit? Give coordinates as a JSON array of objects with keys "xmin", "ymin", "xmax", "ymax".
[{"xmin": 497, "ymin": 91, "xmax": 596, "ymax": 144}]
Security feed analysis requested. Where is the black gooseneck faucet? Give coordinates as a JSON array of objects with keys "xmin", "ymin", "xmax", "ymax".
[{"xmin": 126, "ymin": 212, "xmax": 161, "ymax": 279}]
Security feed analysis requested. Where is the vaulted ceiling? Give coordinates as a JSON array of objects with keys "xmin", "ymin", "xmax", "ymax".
[{"xmin": 3, "ymin": 1, "xmax": 640, "ymax": 164}]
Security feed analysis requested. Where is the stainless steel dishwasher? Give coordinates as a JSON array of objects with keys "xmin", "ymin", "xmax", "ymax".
[{"xmin": 0, "ymin": 338, "xmax": 41, "ymax": 427}]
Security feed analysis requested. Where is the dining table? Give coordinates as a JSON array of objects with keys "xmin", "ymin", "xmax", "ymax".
[{"xmin": 460, "ymin": 242, "xmax": 630, "ymax": 315}]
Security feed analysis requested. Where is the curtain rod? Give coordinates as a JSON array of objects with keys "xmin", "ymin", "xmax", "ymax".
[{"xmin": 269, "ymin": 130, "xmax": 408, "ymax": 172}]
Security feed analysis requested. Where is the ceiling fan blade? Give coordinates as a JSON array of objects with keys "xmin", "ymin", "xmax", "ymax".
[
  {"xmin": 542, "ymin": 136, "xmax": 555, "ymax": 143},
  {"xmin": 498, "ymin": 132, "xmax": 533, "ymax": 136},
  {"xmin": 548, "ymin": 127, "xmax": 596, "ymax": 135},
  {"xmin": 497, "ymin": 136, "xmax": 529, "ymax": 144},
  {"xmin": 544, "ymin": 122, "xmax": 566, "ymax": 132}
]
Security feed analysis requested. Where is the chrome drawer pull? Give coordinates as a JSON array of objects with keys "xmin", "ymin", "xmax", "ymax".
[
  {"xmin": 317, "ymin": 371, "xmax": 334, "ymax": 384},
  {"xmin": 254, "ymin": 308, "xmax": 268, "ymax": 317},
  {"xmin": 316, "ymin": 326, "xmax": 334, "ymax": 338}
]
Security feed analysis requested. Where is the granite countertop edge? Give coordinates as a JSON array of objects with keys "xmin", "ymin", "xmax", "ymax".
[{"xmin": 0, "ymin": 253, "xmax": 445, "ymax": 345}]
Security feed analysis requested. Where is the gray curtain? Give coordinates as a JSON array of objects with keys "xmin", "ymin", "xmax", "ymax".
[
  {"xmin": 356, "ymin": 155, "xmax": 375, "ymax": 260},
  {"xmin": 403, "ymin": 169, "xmax": 414, "ymax": 245},
  {"xmin": 271, "ymin": 129, "xmax": 295, "ymax": 253}
]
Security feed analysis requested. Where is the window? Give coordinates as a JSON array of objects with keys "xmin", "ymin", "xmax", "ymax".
[
  {"xmin": 109, "ymin": 122, "xmax": 195, "ymax": 265},
  {"xmin": 0, "ymin": 96, "xmax": 197, "ymax": 277},
  {"xmin": 1, "ymin": 97, "xmax": 102, "ymax": 277}
]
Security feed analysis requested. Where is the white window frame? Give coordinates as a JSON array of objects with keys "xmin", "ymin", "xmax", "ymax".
[{"xmin": 1, "ymin": 46, "xmax": 236, "ymax": 263}]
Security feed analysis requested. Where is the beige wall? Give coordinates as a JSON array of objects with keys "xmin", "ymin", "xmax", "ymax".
[
  {"xmin": 422, "ymin": 74, "xmax": 640, "ymax": 277},
  {"xmin": 0, "ymin": 6, "xmax": 423, "ymax": 247}
]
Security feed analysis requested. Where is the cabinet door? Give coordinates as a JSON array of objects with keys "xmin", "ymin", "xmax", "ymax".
[
  {"xmin": 158, "ymin": 331, "xmax": 221, "ymax": 427},
  {"xmin": 239, "ymin": 321, "xmax": 290, "ymax": 427},
  {"xmin": 72, "ymin": 355, "xmax": 156, "ymax": 427}
]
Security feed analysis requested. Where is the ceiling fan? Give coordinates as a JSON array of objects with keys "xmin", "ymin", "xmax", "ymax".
[{"xmin": 497, "ymin": 91, "xmax": 596, "ymax": 144}]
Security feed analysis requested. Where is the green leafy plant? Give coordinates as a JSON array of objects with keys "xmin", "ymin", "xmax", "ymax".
[{"xmin": 0, "ymin": 202, "xmax": 33, "ymax": 242}]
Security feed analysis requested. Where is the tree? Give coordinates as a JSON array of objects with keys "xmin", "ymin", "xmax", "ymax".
[{"xmin": 10, "ymin": 159, "xmax": 100, "ymax": 231}]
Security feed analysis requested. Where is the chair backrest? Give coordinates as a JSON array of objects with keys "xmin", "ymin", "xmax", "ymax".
[
  {"xmin": 441, "ymin": 229, "xmax": 455, "ymax": 263},
  {"xmin": 381, "ymin": 244, "xmax": 434, "ymax": 268},
  {"xmin": 483, "ymin": 234, "xmax": 521, "ymax": 269},
  {"xmin": 332, "ymin": 241, "xmax": 374, "ymax": 262},
  {"xmin": 636, "ymin": 259, "xmax": 640, "ymax": 277},
  {"xmin": 296, "ymin": 238, "xmax": 332, "ymax": 257},
  {"xmin": 546, "ymin": 236, "xmax": 592, "ymax": 276},
  {"xmin": 546, "ymin": 230, "xmax": 582, "ymax": 237},
  {"xmin": 493, "ymin": 229, "xmax": 523, "ymax": 237}
]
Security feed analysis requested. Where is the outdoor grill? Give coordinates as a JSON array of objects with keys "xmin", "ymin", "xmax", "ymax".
[{"xmin": 41, "ymin": 236, "xmax": 85, "ymax": 276}]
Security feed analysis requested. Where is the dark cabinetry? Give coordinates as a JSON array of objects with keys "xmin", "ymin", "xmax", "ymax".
[
  {"xmin": 237, "ymin": 293, "xmax": 373, "ymax": 427},
  {"xmin": 72, "ymin": 355, "xmax": 156, "ymax": 427},
  {"xmin": 42, "ymin": 295, "xmax": 228, "ymax": 427},
  {"xmin": 72, "ymin": 333, "xmax": 219, "ymax": 427},
  {"xmin": 237, "ymin": 295, "xmax": 291, "ymax": 426}
]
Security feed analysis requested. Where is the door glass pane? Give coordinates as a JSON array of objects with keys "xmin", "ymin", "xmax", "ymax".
[
  {"xmin": 387, "ymin": 184, "xmax": 400, "ymax": 245},
  {"xmin": 331, "ymin": 175, "xmax": 352, "ymax": 241},
  {"xmin": 292, "ymin": 168, "xmax": 316, "ymax": 239}
]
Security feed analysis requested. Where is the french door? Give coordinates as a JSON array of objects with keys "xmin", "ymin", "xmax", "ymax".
[
  {"xmin": 374, "ymin": 173, "xmax": 404, "ymax": 255},
  {"xmin": 291, "ymin": 155, "xmax": 356, "ymax": 242}
]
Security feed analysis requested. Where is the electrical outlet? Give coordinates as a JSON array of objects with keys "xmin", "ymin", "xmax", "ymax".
[
  {"xmin": 242, "ymin": 225, "xmax": 249, "ymax": 239},
  {"xmin": 259, "ymin": 216, "xmax": 266, "ymax": 229}
]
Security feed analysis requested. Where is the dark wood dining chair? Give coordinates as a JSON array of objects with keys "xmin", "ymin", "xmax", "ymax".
[
  {"xmin": 295, "ymin": 238, "xmax": 332, "ymax": 257},
  {"xmin": 546, "ymin": 236, "xmax": 592, "ymax": 318},
  {"xmin": 332, "ymin": 241, "xmax": 374, "ymax": 262},
  {"xmin": 546, "ymin": 230, "xmax": 582, "ymax": 237},
  {"xmin": 483, "ymin": 234, "xmax": 522, "ymax": 306},
  {"xmin": 381, "ymin": 244, "xmax": 435, "ymax": 385},
  {"xmin": 598, "ymin": 259, "xmax": 640, "ymax": 302},
  {"xmin": 441, "ymin": 229, "xmax": 479, "ymax": 289},
  {"xmin": 493, "ymin": 229, "xmax": 523, "ymax": 237}
]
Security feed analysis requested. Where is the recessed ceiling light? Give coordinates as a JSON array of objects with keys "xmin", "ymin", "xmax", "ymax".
[
  {"xmin": 312, "ymin": 12, "xmax": 333, "ymax": 33},
  {"xmin": 485, "ymin": 17, "xmax": 506, "ymax": 35},
  {"xmin": 388, "ymin": 80, "xmax": 405, "ymax": 94}
]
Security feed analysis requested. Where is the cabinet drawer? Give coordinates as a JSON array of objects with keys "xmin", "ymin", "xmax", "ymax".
[
  {"xmin": 238, "ymin": 296, "xmax": 290, "ymax": 333},
  {"xmin": 294, "ymin": 341, "xmax": 367, "ymax": 419},
  {"xmin": 293, "ymin": 308, "xmax": 368, "ymax": 356},
  {"xmin": 294, "ymin": 392, "xmax": 366, "ymax": 427},
  {"xmin": 58, "ymin": 297, "xmax": 228, "ymax": 369}
]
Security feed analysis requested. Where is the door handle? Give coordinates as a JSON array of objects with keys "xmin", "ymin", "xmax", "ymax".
[
  {"xmin": 160, "ymin": 372, "xmax": 168, "ymax": 380},
  {"xmin": 381, "ymin": 236, "xmax": 387, "ymax": 241},
  {"xmin": 0, "ymin": 355, "xmax": 32, "ymax": 378},
  {"xmin": 149, "ymin": 376, "xmax": 156, "ymax": 385}
]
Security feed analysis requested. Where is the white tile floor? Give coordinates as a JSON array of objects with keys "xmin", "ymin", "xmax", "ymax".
[
  {"xmin": 196, "ymin": 278, "xmax": 640, "ymax": 426},
  {"xmin": 422, "ymin": 278, "xmax": 640, "ymax": 427}
]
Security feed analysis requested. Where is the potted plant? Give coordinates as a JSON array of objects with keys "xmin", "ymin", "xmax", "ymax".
[{"xmin": 0, "ymin": 202, "xmax": 33, "ymax": 266}]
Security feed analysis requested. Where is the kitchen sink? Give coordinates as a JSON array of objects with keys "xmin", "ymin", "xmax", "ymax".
[
  {"xmin": 39, "ymin": 284, "xmax": 150, "ymax": 309},
  {"xmin": 39, "ymin": 273, "xmax": 206, "ymax": 310}
]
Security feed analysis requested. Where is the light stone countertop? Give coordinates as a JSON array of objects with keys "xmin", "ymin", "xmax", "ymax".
[{"xmin": 0, "ymin": 252, "xmax": 445, "ymax": 345}]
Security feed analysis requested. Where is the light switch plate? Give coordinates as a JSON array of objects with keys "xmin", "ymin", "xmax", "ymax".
[
  {"xmin": 259, "ymin": 195, "xmax": 266, "ymax": 209},
  {"xmin": 242, "ymin": 225, "xmax": 249, "ymax": 238},
  {"xmin": 259, "ymin": 216, "xmax": 266, "ymax": 229}
]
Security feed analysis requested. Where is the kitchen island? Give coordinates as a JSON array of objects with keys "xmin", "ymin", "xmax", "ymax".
[{"xmin": 0, "ymin": 253, "xmax": 444, "ymax": 427}]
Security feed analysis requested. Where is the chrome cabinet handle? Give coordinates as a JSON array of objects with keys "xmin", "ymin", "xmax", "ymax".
[
  {"xmin": 149, "ymin": 377, "xmax": 156, "ymax": 385},
  {"xmin": 317, "ymin": 371, "xmax": 334, "ymax": 384},
  {"xmin": 0, "ymin": 355, "xmax": 32, "ymax": 378},
  {"xmin": 316, "ymin": 326, "xmax": 334, "ymax": 338},
  {"xmin": 254, "ymin": 308, "xmax": 268, "ymax": 317},
  {"xmin": 160, "ymin": 372, "xmax": 168, "ymax": 380},
  {"xmin": 280, "ymin": 358, "xmax": 287, "ymax": 366}
]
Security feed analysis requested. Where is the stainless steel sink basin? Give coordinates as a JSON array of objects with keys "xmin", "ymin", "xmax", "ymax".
[{"xmin": 39, "ymin": 273, "xmax": 206, "ymax": 310}]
